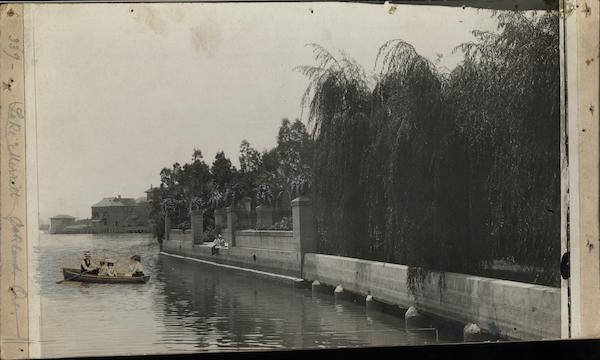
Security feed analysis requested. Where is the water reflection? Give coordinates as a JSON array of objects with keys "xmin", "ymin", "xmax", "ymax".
[{"xmin": 38, "ymin": 233, "xmax": 462, "ymax": 358}]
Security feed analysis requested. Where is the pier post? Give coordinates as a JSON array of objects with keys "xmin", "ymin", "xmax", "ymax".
[
  {"xmin": 255, "ymin": 204, "xmax": 273, "ymax": 229},
  {"xmin": 334, "ymin": 285, "xmax": 349, "ymax": 302},
  {"xmin": 311, "ymin": 280, "xmax": 326, "ymax": 295},
  {"xmin": 191, "ymin": 210, "xmax": 204, "ymax": 244},
  {"xmin": 292, "ymin": 196, "xmax": 316, "ymax": 278},
  {"xmin": 463, "ymin": 323, "xmax": 482, "ymax": 342},
  {"xmin": 405, "ymin": 306, "xmax": 426, "ymax": 329},
  {"xmin": 365, "ymin": 293, "xmax": 382, "ymax": 312}
]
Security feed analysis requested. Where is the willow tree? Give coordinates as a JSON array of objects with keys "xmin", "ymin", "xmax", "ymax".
[
  {"xmin": 446, "ymin": 12, "xmax": 560, "ymax": 284},
  {"xmin": 297, "ymin": 44, "xmax": 371, "ymax": 257},
  {"xmin": 300, "ymin": 11, "xmax": 559, "ymax": 287},
  {"xmin": 364, "ymin": 40, "xmax": 452, "ymax": 270}
]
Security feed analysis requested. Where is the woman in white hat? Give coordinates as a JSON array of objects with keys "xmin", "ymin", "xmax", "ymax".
[
  {"xmin": 96, "ymin": 260, "xmax": 107, "ymax": 275},
  {"xmin": 104, "ymin": 259, "xmax": 118, "ymax": 277},
  {"xmin": 97, "ymin": 260, "xmax": 109, "ymax": 276}
]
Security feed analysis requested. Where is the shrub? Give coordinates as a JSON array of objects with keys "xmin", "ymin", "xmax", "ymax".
[{"xmin": 269, "ymin": 217, "xmax": 293, "ymax": 231}]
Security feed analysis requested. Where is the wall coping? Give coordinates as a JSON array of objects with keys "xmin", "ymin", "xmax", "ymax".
[
  {"xmin": 169, "ymin": 229, "xmax": 191, "ymax": 234},
  {"xmin": 235, "ymin": 229, "xmax": 293, "ymax": 237},
  {"xmin": 256, "ymin": 204, "xmax": 273, "ymax": 211},
  {"xmin": 291, "ymin": 196, "xmax": 311, "ymax": 207}
]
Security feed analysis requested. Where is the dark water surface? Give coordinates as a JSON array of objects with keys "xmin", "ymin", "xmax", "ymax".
[{"xmin": 37, "ymin": 233, "xmax": 462, "ymax": 358}]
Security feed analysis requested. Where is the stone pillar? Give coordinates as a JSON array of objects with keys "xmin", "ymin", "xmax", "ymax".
[
  {"xmin": 191, "ymin": 210, "xmax": 204, "ymax": 243},
  {"xmin": 214, "ymin": 208, "xmax": 226, "ymax": 232},
  {"xmin": 224, "ymin": 206, "xmax": 240, "ymax": 247},
  {"xmin": 255, "ymin": 205, "xmax": 273, "ymax": 230},
  {"xmin": 292, "ymin": 196, "xmax": 316, "ymax": 278},
  {"xmin": 164, "ymin": 215, "xmax": 170, "ymax": 241},
  {"xmin": 241, "ymin": 196, "xmax": 253, "ymax": 213}
]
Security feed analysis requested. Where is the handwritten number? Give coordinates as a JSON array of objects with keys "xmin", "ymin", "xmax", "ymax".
[
  {"xmin": 3, "ymin": 33, "xmax": 21, "ymax": 61},
  {"xmin": 2, "ymin": 49, "xmax": 20, "ymax": 61},
  {"xmin": 8, "ymin": 102, "xmax": 25, "ymax": 120}
]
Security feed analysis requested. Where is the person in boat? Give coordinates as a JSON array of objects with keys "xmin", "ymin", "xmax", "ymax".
[
  {"xmin": 127, "ymin": 255, "xmax": 144, "ymax": 277},
  {"xmin": 98, "ymin": 260, "xmax": 106, "ymax": 275},
  {"xmin": 98, "ymin": 260, "xmax": 108, "ymax": 276},
  {"xmin": 81, "ymin": 251, "xmax": 99, "ymax": 274},
  {"xmin": 99, "ymin": 259, "xmax": 118, "ymax": 277},
  {"xmin": 97, "ymin": 260, "xmax": 108, "ymax": 276}
]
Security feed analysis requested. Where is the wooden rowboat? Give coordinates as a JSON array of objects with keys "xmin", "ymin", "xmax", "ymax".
[{"xmin": 62, "ymin": 268, "xmax": 150, "ymax": 284}]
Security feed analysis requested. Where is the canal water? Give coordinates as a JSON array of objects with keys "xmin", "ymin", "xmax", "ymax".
[{"xmin": 36, "ymin": 233, "xmax": 463, "ymax": 358}]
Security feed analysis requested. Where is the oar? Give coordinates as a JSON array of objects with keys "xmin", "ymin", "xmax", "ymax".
[{"xmin": 56, "ymin": 270, "xmax": 90, "ymax": 284}]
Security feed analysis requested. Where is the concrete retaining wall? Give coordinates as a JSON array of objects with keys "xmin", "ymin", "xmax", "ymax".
[
  {"xmin": 303, "ymin": 254, "xmax": 415, "ymax": 306},
  {"xmin": 162, "ymin": 239, "xmax": 301, "ymax": 277},
  {"xmin": 160, "ymin": 242, "xmax": 560, "ymax": 340},
  {"xmin": 302, "ymin": 253, "xmax": 560, "ymax": 340},
  {"xmin": 234, "ymin": 230, "xmax": 297, "ymax": 251}
]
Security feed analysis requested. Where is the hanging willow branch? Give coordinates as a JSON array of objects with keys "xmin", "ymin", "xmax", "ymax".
[{"xmin": 300, "ymin": 12, "xmax": 560, "ymax": 287}]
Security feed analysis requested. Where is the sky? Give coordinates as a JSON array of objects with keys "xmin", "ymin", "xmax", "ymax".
[{"xmin": 31, "ymin": 2, "xmax": 505, "ymax": 222}]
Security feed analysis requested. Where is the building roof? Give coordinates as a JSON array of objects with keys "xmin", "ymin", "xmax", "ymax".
[
  {"xmin": 92, "ymin": 197, "xmax": 136, "ymax": 208},
  {"xmin": 120, "ymin": 198, "xmax": 137, "ymax": 206},
  {"xmin": 145, "ymin": 185, "xmax": 158, "ymax": 193},
  {"xmin": 51, "ymin": 214, "xmax": 75, "ymax": 219}
]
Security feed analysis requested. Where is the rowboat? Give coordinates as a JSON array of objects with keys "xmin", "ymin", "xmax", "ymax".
[{"xmin": 62, "ymin": 268, "xmax": 150, "ymax": 284}]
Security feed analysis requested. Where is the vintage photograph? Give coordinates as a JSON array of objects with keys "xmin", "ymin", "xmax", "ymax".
[{"xmin": 26, "ymin": 2, "xmax": 560, "ymax": 358}]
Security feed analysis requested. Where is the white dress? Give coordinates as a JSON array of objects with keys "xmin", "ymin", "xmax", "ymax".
[
  {"xmin": 98, "ymin": 265, "xmax": 109, "ymax": 276},
  {"xmin": 105, "ymin": 266, "xmax": 118, "ymax": 277}
]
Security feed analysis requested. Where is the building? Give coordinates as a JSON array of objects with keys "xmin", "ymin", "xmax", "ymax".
[
  {"xmin": 144, "ymin": 184, "xmax": 159, "ymax": 202},
  {"xmin": 62, "ymin": 219, "xmax": 93, "ymax": 234},
  {"xmin": 91, "ymin": 195, "xmax": 151, "ymax": 233},
  {"xmin": 49, "ymin": 214, "xmax": 76, "ymax": 234}
]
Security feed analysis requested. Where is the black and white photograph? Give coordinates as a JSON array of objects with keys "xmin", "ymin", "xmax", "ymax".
[{"xmin": 10, "ymin": 1, "xmax": 570, "ymax": 358}]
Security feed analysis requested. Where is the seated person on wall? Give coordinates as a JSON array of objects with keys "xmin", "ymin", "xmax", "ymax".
[
  {"xmin": 81, "ymin": 251, "xmax": 99, "ymax": 274},
  {"xmin": 126, "ymin": 255, "xmax": 145, "ymax": 277},
  {"xmin": 211, "ymin": 234, "xmax": 227, "ymax": 256}
]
